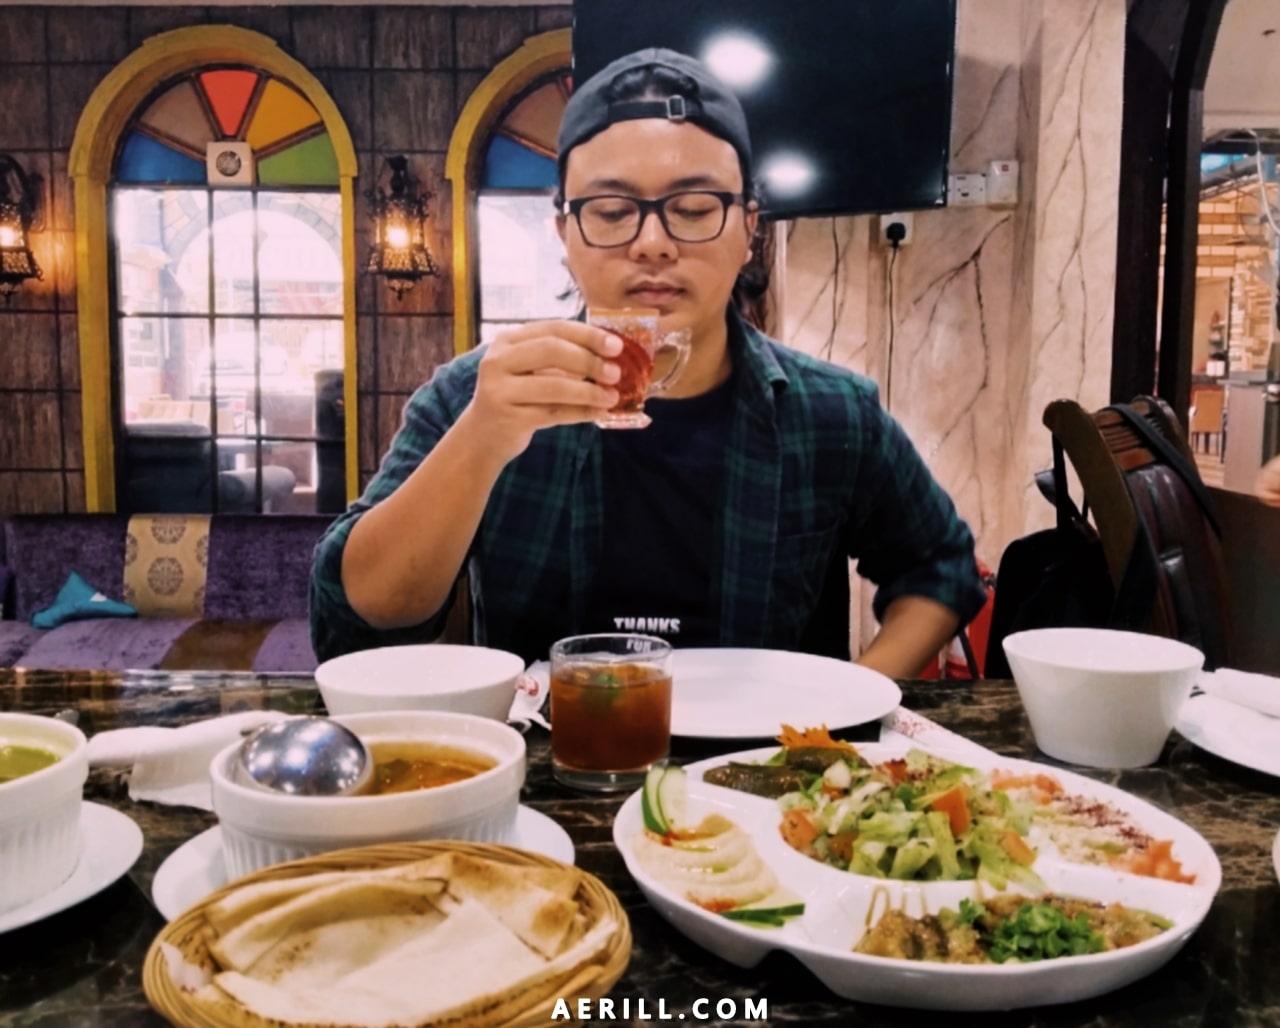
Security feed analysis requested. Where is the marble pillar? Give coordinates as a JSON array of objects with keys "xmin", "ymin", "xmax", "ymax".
[{"xmin": 781, "ymin": 0, "xmax": 1126, "ymax": 657}]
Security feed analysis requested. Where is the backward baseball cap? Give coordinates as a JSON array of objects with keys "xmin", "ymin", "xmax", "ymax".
[{"xmin": 556, "ymin": 48, "xmax": 753, "ymax": 183}]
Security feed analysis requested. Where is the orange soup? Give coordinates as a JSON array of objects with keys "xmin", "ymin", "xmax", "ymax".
[{"xmin": 364, "ymin": 742, "xmax": 495, "ymax": 795}]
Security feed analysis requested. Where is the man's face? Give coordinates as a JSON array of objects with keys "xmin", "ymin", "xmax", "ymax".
[{"xmin": 557, "ymin": 119, "xmax": 757, "ymax": 341}]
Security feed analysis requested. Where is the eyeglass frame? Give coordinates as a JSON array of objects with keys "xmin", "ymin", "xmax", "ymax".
[{"xmin": 561, "ymin": 190, "xmax": 747, "ymax": 248}]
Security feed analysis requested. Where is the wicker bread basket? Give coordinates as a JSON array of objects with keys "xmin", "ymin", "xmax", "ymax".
[{"xmin": 143, "ymin": 839, "xmax": 631, "ymax": 1028}]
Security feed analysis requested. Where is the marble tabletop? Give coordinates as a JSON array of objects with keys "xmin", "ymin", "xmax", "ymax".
[{"xmin": 1, "ymin": 669, "xmax": 1279, "ymax": 1027}]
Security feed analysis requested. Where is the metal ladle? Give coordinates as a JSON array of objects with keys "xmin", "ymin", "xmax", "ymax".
[{"xmin": 234, "ymin": 716, "xmax": 372, "ymax": 797}]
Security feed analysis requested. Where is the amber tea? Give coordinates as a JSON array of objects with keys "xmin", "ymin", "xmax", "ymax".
[
  {"xmin": 588, "ymin": 308, "xmax": 690, "ymax": 429},
  {"xmin": 549, "ymin": 633, "xmax": 673, "ymax": 791}
]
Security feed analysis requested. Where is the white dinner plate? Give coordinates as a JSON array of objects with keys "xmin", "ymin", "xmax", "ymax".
[
  {"xmin": 0, "ymin": 802, "xmax": 144, "ymax": 935},
  {"xmin": 527, "ymin": 647, "xmax": 902, "ymax": 739},
  {"xmin": 151, "ymin": 805, "xmax": 575, "ymax": 922},
  {"xmin": 613, "ymin": 742, "xmax": 1220, "ymax": 1011},
  {"xmin": 1176, "ymin": 692, "xmax": 1280, "ymax": 777}
]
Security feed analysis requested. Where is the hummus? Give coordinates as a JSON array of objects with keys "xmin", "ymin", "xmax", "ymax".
[{"xmin": 632, "ymin": 813, "xmax": 784, "ymax": 910}]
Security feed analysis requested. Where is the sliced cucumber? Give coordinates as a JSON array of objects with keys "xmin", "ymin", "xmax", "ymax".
[
  {"xmin": 641, "ymin": 765, "xmax": 688, "ymax": 834},
  {"xmin": 720, "ymin": 903, "xmax": 806, "ymax": 926},
  {"xmin": 656, "ymin": 765, "xmax": 687, "ymax": 831},
  {"xmin": 642, "ymin": 765, "xmax": 669, "ymax": 834}
]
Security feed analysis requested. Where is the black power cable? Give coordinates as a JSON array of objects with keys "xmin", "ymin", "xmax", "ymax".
[{"xmin": 883, "ymin": 222, "xmax": 905, "ymax": 410}]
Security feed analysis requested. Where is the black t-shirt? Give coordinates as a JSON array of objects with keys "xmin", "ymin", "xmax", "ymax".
[{"xmin": 589, "ymin": 372, "xmax": 736, "ymax": 645}]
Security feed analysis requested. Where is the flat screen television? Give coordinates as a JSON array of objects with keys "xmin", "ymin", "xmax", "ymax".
[{"xmin": 570, "ymin": 0, "xmax": 957, "ymax": 220}]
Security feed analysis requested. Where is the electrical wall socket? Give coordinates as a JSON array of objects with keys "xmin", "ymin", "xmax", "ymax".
[
  {"xmin": 986, "ymin": 159, "xmax": 1019, "ymax": 206},
  {"xmin": 879, "ymin": 212, "xmax": 913, "ymax": 247},
  {"xmin": 948, "ymin": 173, "xmax": 987, "ymax": 206}
]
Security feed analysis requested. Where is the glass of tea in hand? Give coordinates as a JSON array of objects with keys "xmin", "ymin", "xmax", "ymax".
[
  {"xmin": 588, "ymin": 308, "xmax": 691, "ymax": 429},
  {"xmin": 549, "ymin": 633, "xmax": 673, "ymax": 791}
]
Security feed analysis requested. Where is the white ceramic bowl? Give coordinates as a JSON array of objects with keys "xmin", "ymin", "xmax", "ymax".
[
  {"xmin": 0, "ymin": 713, "xmax": 88, "ymax": 914},
  {"xmin": 209, "ymin": 710, "xmax": 527, "ymax": 878},
  {"xmin": 1003, "ymin": 628, "xmax": 1204, "ymax": 768},
  {"xmin": 315, "ymin": 644, "xmax": 526, "ymax": 721}
]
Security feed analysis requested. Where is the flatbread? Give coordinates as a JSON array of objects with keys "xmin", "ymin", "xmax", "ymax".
[
  {"xmin": 208, "ymin": 899, "xmax": 547, "ymax": 1027},
  {"xmin": 410, "ymin": 853, "xmax": 582, "ymax": 959},
  {"xmin": 185, "ymin": 852, "xmax": 616, "ymax": 1028},
  {"xmin": 210, "ymin": 877, "xmax": 449, "ymax": 972}
]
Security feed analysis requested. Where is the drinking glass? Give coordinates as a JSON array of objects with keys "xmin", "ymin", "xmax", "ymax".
[
  {"xmin": 549, "ymin": 633, "xmax": 673, "ymax": 791},
  {"xmin": 588, "ymin": 308, "xmax": 691, "ymax": 429}
]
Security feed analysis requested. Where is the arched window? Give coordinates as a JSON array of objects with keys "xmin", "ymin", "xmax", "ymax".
[
  {"xmin": 70, "ymin": 27, "xmax": 358, "ymax": 514},
  {"xmin": 445, "ymin": 29, "xmax": 571, "ymax": 354},
  {"xmin": 112, "ymin": 69, "xmax": 344, "ymax": 515},
  {"xmin": 475, "ymin": 68, "xmax": 577, "ymax": 343}
]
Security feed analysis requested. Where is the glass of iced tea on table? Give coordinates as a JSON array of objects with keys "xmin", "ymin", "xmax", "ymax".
[
  {"xmin": 549, "ymin": 633, "xmax": 673, "ymax": 791},
  {"xmin": 588, "ymin": 308, "xmax": 691, "ymax": 429}
]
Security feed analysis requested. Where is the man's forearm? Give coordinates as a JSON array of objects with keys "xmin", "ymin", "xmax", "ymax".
[
  {"xmin": 341, "ymin": 414, "xmax": 507, "ymax": 629},
  {"xmin": 856, "ymin": 595, "xmax": 961, "ymax": 679}
]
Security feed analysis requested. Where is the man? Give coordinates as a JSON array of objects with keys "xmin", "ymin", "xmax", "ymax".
[{"xmin": 311, "ymin": 48, "xmax": 987, "ymax": 675}]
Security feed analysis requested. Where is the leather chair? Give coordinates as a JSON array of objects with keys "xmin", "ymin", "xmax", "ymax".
[
  {"xmin": 122, "ymin": 423, "xmax": 296, "ymax": 515},
  {"xmin": 1042, "ymin": 395, "xmax": 1232, "ymax": 669}
]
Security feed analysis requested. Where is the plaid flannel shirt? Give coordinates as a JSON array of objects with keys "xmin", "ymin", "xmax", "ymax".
[{"xmin": 311, "ymin": 310, "xmax": 986, "ymax": 664}]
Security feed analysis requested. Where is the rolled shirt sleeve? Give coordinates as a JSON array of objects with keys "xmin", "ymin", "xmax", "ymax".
[
  {"xmin": 309, "ymin": 356, "xmax": 480, "ymax": 662},
  {"xmin": 848, "ymin": 392, "xmax": 988, "ymax": 629}
]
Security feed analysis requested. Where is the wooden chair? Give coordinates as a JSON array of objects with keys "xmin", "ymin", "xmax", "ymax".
[
  {"xmin": 1042, "ymin": 395, "xmax": 1232, "ymax": 669},
  {"xmin": 1189, "ymin": 386, "xmax": 1225, "ymax": 457}
]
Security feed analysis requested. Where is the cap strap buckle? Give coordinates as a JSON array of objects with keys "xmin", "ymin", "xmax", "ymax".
[{"xmin": 665, "ymin": 96, "xmax": 687, "ymax": 122}]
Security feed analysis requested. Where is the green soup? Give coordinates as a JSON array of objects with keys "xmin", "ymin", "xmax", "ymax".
[{"xmin": 0, "ymin": 744, "xmax": 59, "ymax": 784}]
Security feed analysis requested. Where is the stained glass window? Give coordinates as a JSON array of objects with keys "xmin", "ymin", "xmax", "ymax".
[
  {"xmin": 477, "ymin": 69, "xmax": 578, "ymax": 342},
  {"xmin": 110, "ymin": 67, "xmax": 346, "ymax": 516},
  {"xmin": 113, "ymin": 68, "xmax": 338, "ymax": 187}
]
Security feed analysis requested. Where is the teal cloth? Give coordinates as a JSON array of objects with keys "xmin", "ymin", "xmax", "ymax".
[{"xmin": 31, "ymin": 571, "xmax": 137, "ymax": 630}]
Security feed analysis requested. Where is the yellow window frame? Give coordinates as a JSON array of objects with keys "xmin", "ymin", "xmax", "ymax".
[
  {"xmin": 69, "ymin": 26, "xmax": 359, "ymax": 512},
  {"xmin": 445, "ymin": 29, "xmax": 571, "ymax": 357}
]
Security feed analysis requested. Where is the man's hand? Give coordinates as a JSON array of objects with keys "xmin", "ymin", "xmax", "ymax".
[
  {"xmin": 1256, "ymin": 456, "xmax": 1280, "ymax": 508},
  {"xmin": 456, "ymin": 320, "xmax": 623, "ymax": 465}
]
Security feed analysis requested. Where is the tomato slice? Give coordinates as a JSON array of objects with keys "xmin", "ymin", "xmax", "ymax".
[
  {"xmin": 1000, "ymin": 830, "xmax": 1036, "ymax": 865},
  {"xmin": 929, "ymin": 785, "xmax": 971, "ymax": 836}
]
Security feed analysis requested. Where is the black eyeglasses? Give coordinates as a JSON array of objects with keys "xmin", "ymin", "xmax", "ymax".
[{"xmin": 562, "ymin": 190, "xmax": 745, "ymax": 247}]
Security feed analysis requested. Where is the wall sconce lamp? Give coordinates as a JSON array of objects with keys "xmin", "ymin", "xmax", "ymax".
[
  {"xmin": 366, "ymin": 155, "xmax": 439, "ymax": 300},
  {"xmin": 0, "ymin": 154, "xmax": 43, "ymax": 302}
]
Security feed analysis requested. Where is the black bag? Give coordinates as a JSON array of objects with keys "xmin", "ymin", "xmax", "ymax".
[
  {"xmin": 983, "ymin": 458, "xmax": 1116, "ymax": 679},
  {"xmin": 984, "ymin": 406, "xmax": 1171, "ymax": 679}
]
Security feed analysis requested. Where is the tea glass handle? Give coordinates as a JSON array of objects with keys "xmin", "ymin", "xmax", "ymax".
[{"xmin": 646, "ymin": 330, "xmax": 692, "ymax": 397}]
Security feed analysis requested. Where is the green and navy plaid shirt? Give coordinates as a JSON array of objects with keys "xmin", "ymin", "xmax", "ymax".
[{"xmin": 311, "ymin": 310, "xmax": 986, "ymax": 664}]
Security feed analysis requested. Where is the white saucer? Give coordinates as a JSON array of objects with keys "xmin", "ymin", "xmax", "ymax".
[
  {"xmin": 152, "ymin": 805, "xmax": 575, "ymax": 922},
  {"xmin": 0, "ymin": 802, "xmax": 143, "ymax": 935}
]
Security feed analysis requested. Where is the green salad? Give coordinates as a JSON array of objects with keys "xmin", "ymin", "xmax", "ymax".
[{"xmin": 770, "ymin": 747, "xmax": 1043, "ymax": 887}]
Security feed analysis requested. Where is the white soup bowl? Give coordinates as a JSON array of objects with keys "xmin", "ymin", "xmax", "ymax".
[
  {"xmin": 316, "ymin": 644, "xmax": 525, "ymax": 721},
  {"xmin": 209, "ymin": 710, "xmax": 526, "ymax": 878},
  {"xmin": 0, "ymin": 713, "xmax": 88, "ymax": 913},
  {"xmin": 1003, "ymin": 627, "xmax": 1203, "ymax": 768}
]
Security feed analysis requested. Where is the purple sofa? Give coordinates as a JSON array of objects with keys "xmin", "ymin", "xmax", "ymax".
[{"xmin": 0, "ymin": 514, "xmax": 333, "ymax": 672}]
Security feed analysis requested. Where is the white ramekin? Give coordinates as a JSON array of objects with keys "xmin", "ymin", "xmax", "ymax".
[
  {"xmin": 0, "ymin": 714, "xmax": 88, "ymax": 914},
  {"xmin": 209, "ymin": 710, "xmax": 527, "ymax": 879}
]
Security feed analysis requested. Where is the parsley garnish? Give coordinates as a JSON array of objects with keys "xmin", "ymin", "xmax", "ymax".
[{"xmin": 984, "ymin": 902, "xmax": 1105, "ymax": 963}]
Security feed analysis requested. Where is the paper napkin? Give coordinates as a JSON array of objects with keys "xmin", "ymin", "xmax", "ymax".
[
  {"xmin": 508, "ymin": 669, "xmax": 550, "ymax": 732},
  {"xmin": 86, "ymin": 711, "xmax": 288, "ymax": 810},
  {"xmin": 878, "ymin": 706, "xmax": 998, "ymax": 759},
  {"xmin": 1196, "ymin": 668, "xmax": 1280, "ymax": 718}
]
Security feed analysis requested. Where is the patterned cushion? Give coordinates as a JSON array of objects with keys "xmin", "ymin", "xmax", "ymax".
[{"xmin": 124, "ymin": 514, "xmax": 211, "ymax": 617}]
